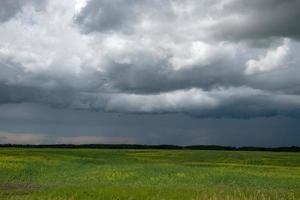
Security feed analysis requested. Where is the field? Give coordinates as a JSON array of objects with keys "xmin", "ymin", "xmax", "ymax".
[{"xmin": 0, "ymin": 148, "xmax": 299, "ymax": 200}]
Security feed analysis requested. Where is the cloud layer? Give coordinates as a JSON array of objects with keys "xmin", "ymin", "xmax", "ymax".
[{"xmin": 1, "ymin": 0, "xmax": 300, "ymax": 118}]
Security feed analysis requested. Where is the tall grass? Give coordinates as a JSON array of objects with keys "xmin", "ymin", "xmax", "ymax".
[{"xmin": 0, "ymin": 148, "xmax": 299, "ymax": 199}]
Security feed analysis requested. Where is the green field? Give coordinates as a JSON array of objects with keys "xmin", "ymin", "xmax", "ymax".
[{"xmin": 0, "ymin": 148, "xmax": 299, "ymax": 200}]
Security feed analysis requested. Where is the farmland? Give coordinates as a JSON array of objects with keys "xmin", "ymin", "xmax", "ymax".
[{"xmin": 0, "ymin": 148, "xmax": 299, "ymax": 200}]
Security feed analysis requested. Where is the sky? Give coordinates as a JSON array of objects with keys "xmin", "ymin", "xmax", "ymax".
[{"xmin": 0, "ymin": 0, "xmax": 300, "ymax": 146}]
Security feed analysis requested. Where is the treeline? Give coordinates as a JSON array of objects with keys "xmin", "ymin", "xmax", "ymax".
[{"xmin": 0, "ymin": 144, "xmax": 299, "ymax": 152}]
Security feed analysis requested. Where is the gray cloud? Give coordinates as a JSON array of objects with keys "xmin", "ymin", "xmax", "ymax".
[
  {"xmin": 0, "ymin": 0, "xmax": 300, "ymax": 120},
  {"xmin": 0, "ymin": 0, "xmax": 45, "ymax": 22},
  {"xmin": 76, "ymin": 0, "xmax": 300, "ymax": 41},
  {"xmin": 75, "ymin": 0, "xmax": 141, "ymax": 33},
  {"xmin": 0, "ymin": 103, "xmax": 299, "ymax": 146},
  {"xmin": 210, "ymin": 0, "xmax": 300, "ymax": 42},
  {"xmin": 75, "ymin": 0, "xmax": 185, "ymax": 34}
]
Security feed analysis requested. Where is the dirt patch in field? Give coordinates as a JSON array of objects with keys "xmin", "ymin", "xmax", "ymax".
[{"xmin": 0, "ymin": 183, "xmax": 41, "ymax": 195}]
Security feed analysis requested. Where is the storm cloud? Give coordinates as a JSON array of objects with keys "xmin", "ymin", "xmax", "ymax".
[
  {"xmin": 1, "ymin": 0, "xmax": 300, "ymax": 117},
  {"xmin": 0, "ymin": 0, "xmax": 300, "ymax": 145}
]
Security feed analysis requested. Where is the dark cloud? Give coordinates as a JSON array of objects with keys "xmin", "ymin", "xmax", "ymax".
[
  {"xmin": 103, "ymin": 57, "xmax": 244, "ymax": 93},
  {"xmin": 0, "ymin": 0, "xmax": 298, "ymax": 146},
  {"xmin": 210, "ymin": 0, "xmax": 300, "ymax": 41},
  {"xmin": 75, "ymin": 0, "xmax": 177, "ymax": 34},
  {"xmin": 76, "ymin": 0, "xmax": 300, "ymax": 41},
  {"xmin": 0, "ymin": 0, "xmax": 300, "ymax": 121},
  {"xmin": 75, "ymin": 0, "xmax": 139, "ymax": 33},
  {"xmin": 0, "ymin": 103, "xmax": 300, "ymax": 146}
]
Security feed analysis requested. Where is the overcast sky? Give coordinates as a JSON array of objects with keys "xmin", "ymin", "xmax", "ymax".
[{"xmin": 0, "ymin": 0, "xmax": 300, "ymax": 146}]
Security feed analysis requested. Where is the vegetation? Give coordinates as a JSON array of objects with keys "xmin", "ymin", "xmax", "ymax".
[
  {"xmin": 0, "ymin": 148, "xmax": 299, "ymax": 199},
  {"xmin": 1, "ymin": 144, "xmax": 299, "ymax": 152}
]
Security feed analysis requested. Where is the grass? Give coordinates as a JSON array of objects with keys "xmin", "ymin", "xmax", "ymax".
[{"xmin": 0, "ymin": 148, "xmax": 299, "ymax": 199}]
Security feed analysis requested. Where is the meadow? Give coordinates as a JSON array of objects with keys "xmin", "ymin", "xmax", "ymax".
[{"xmin": 0, "ymin": 148, "xmax": 299, "ymax": 200}]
